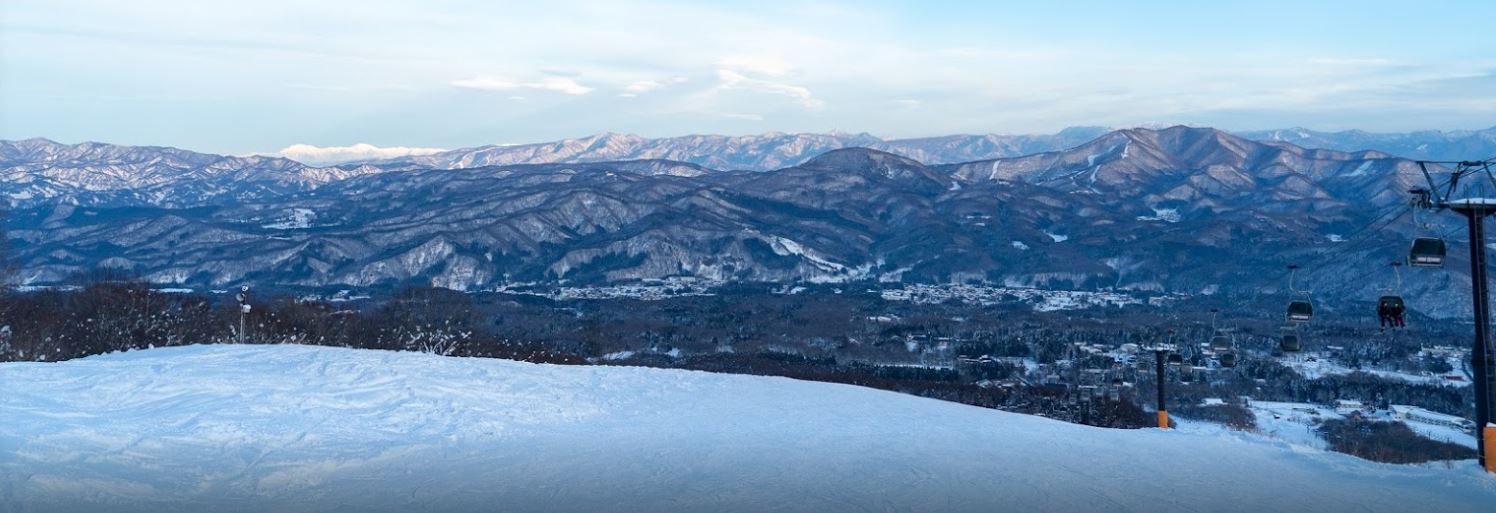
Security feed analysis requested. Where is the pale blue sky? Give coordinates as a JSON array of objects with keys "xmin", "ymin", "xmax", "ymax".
[{"xmin": 3, "ymin": 0, "xmax": 1494, "ymax": 156}]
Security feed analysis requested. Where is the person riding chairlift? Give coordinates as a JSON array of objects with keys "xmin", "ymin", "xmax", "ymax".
[{"xmin": 1377, "ymin": 299, "xmax": 1406, "ymax": 331}]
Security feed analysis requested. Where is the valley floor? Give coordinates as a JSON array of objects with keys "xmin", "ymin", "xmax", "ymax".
[{"xmin": 2, "ymin": 344, "xmax": 1494, "ymax": 513}]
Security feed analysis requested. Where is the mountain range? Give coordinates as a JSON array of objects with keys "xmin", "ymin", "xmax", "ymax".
[
  {"xmin": 370, "ymin": 127, "xmax": 1116, "ymax": 171},
  {"xmin": 0, "ymin": 126, "xmax": 1482, "ymax": 317},
  {"xmin": 1237, "ymin": 126, "xmax": 1496, "ymax": 162},
  {"xmin": 337, "ymin": 125, "xmax": 1496, "ymax": 171},
  {"xmin": 0, "ymin": 138, "xmax": 380, "ymax": 208}
]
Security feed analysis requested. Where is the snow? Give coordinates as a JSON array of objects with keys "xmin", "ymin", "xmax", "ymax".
[
  {"xmin": 1241, "ymin": 401, "xmax": 1340, "ymax": 450},
  {"xmin": 599, "ymin": 350, "xmax": 636, "ymax": 361},
  {"xmin": 1212, "ymin": 400, "xmax": 1478, "ymax": 452},
  {"xmin": 261, "ymin": 208, "xmax": 316, "ymax": 229},
  {"xmin": 767, "ymin": 235, "xmax": 846, "ymax": 272},
  {"xmin": 1281, "ymin": 352, "xmax": 1469, "ymax": 387},
  {"xmin": 1044, "ymin": 230, "xmax": 1069, "ymax": 242},
  {"xmin": 3, "ymin": 344, "xmax": 1496, "ymax": 513},
  {"xmin": 1011, "ymin": 240, "xmax": 1030, "ymax": 250},
  {"xmin": 1136, "ymin": 207, "xmax": 1181, "ymax": 223},
  {"xmin": 1391, "ymin": 404, "xmax": 1471, "ymax": 427},
  {"xmin": 1404, "ymin": 419, "xmax": 1479, "ymax": 449},
  {"xmin": 1390, "ymin": 405, "xmax": 1478, "ymax": 447},
  {"xmin": 1344, "ymin": 161, "xmax": 1374, "ymax": 177}
]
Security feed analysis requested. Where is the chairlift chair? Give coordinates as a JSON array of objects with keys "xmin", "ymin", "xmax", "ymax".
[
  {"xmin": 1285, "ymin": 264, "xmax": 1313, "ymax": 323},
  {"xmin": 1286, "ymin": 300, "xmax": 1313, "ymax": 323},
  {"xmin": 1218, "ymin": 351, "xmax": 1238, "ymax": 368},
  {"xmin": 1280, "ymin": 333, "xmax": 1302, "ymax": 353},
  {"xmin": 1167, "ymin": 353, "xmax": 1184, "ymax": 366},
  {"xmin": 1408, "ymin": 238, "xmax": 1446, "ymax": 267},
  {"xmin": 1376, "ymin": 263, "xmax": 1400, "ymax": 327},
  {"xmin": 1377, "ymin": 294, "xmax": 1408, "ymax": 330},
  {"xmin": 1209, "ymin": 335, "xmax": 1231, "ymax": 352}
]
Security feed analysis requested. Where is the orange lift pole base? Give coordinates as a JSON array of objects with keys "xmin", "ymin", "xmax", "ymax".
[
  {"xmin": 1157, "ymin": 411, "xmax": 1170, "ymax": 429},
  {"xmin": 1485, "ymin": 425, "xmax": 1496, "ymax": 473}
]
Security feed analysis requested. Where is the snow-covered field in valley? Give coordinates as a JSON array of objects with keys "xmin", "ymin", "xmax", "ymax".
[{"xmin": 3, "ymin": 345, "xmax": 1495, "ymax": 513}]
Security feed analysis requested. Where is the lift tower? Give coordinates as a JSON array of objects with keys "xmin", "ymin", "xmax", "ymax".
[
  {"xmin": 1147, "ymin": 330, "xmax": 1178, "ymax": 429},
  {"xmin": 1152, "ymin": 345, "xmax": 1173, "ymax": 429},
  {"xmin": 1414, "ymin": 159, "xmax": 1496, "ymax": 473}
]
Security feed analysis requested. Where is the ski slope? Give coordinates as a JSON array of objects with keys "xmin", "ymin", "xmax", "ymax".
[{"xmin": 2, "ymin": 345, "xmax": 1494, "ymax": 513}]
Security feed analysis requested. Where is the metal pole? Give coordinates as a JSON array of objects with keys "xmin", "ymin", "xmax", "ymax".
[
  {"xmin": 1154, "ymin": 349, "xmax": 1169, "ymax": 429},
  {"xmin": 236, "ymin": 285, "xmax": 250, "ymax": 345},
  {"xmin": 1454, "ymin": 203, "xmax": 1496, "ymax": 472}
]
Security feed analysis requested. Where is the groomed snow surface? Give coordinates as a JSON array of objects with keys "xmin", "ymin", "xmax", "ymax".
[{"xmin": 3, "ymin": 345, "xmax": 1495, "ymax": 513}]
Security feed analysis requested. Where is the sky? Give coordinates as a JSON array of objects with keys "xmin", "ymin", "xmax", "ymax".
[{"xmin": 3, "ymin": 0, "xmax": 1495, "ymax": 158}]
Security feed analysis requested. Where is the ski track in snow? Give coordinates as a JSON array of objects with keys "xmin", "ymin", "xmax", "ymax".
[{"xmin": 2, "ymin": 344, "xmax": 1495, "ymax": 513}]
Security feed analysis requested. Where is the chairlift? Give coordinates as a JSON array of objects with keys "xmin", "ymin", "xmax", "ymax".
[
  {"xmin": 1166, "ymin": 353, "xmax": 1184, "ymax": 366},
  {"xmin": 1285, "ymin": 265, "xmax": 1313, "ymax": 323},
  {"xmin": 1378, "ymin": 295, "xmax": 1406, "ymax": 312},
  {"xmin": 1406, "ymin": 192, "xmax": 1447, "ymax": 267},
  {"xmin": 1408, "ymin": 237, "xmax": 1446, "ymax": 267},
  {"xmin": 1376, "ymin": 262, "xmax": 1408, "ymax": 328},
  {"xmin": 1218, "ymin": 351, "xmax": 1238, "ymax": 368},
  {"xmin": 1280, "ymin": 333, "xmax": 1302, "ymax": 353},
  {"xmin": 1207, "ymin": 309, "xmax": 1235, "ymax": 352},
  {"xmin": 1180, "ymin": 368, "xmax": 1195, "ymax": 383},
  {"xmin": 1209, "ymin": 335, "xmax": 1231, "ymax": 352},
  {"xmin": 1287, "ymin": 300, "xmax": 1313, "ymax": 323},
  {"xmin": 1377, "ymin": 295, "xmax": 1408, "ymax": 330}
]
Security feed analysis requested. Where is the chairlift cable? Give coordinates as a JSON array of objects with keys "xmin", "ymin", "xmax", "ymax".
[{"xmin": 1300, "ymin": 206, "xmax": 1413, "ymax": 279}]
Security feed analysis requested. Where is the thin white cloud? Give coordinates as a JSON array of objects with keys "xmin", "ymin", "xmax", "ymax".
[
  {"xmin": 1307, "ymin": 57, "xmax": 1395, "ymax": 67},
  {"xmin": 718, "ymin": 55, "xmax": 794, "ymax": 76},
  {"xmin": 624, "ymin": 80, "xmax": 663, "ymax": 93},
  {"xmin": 10, "ymin": 0, "xmax": 1494, "ymax": 146},
  {"xmin": 721, "ymin": 113, "xmax": 764, "ymax": 121},
  {"xmin": 451, "ymin": 76, "xmax": 593, "ymax": 95},
  {"xmin": 713, "ymin": 69, "xmax": 824, "ymax": 109},
  {"xmin": 620, "ymin": 77, "xmax": 687, "ymax": 95},
  {"xmin": 266, "ymin": 143, "xmax": 446, "ymax": 165}
]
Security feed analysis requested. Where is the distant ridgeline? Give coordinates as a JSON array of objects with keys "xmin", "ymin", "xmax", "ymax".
[{"xmin": 3, "ymin": 125, "xmax": 1491, "ymax": 318}]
